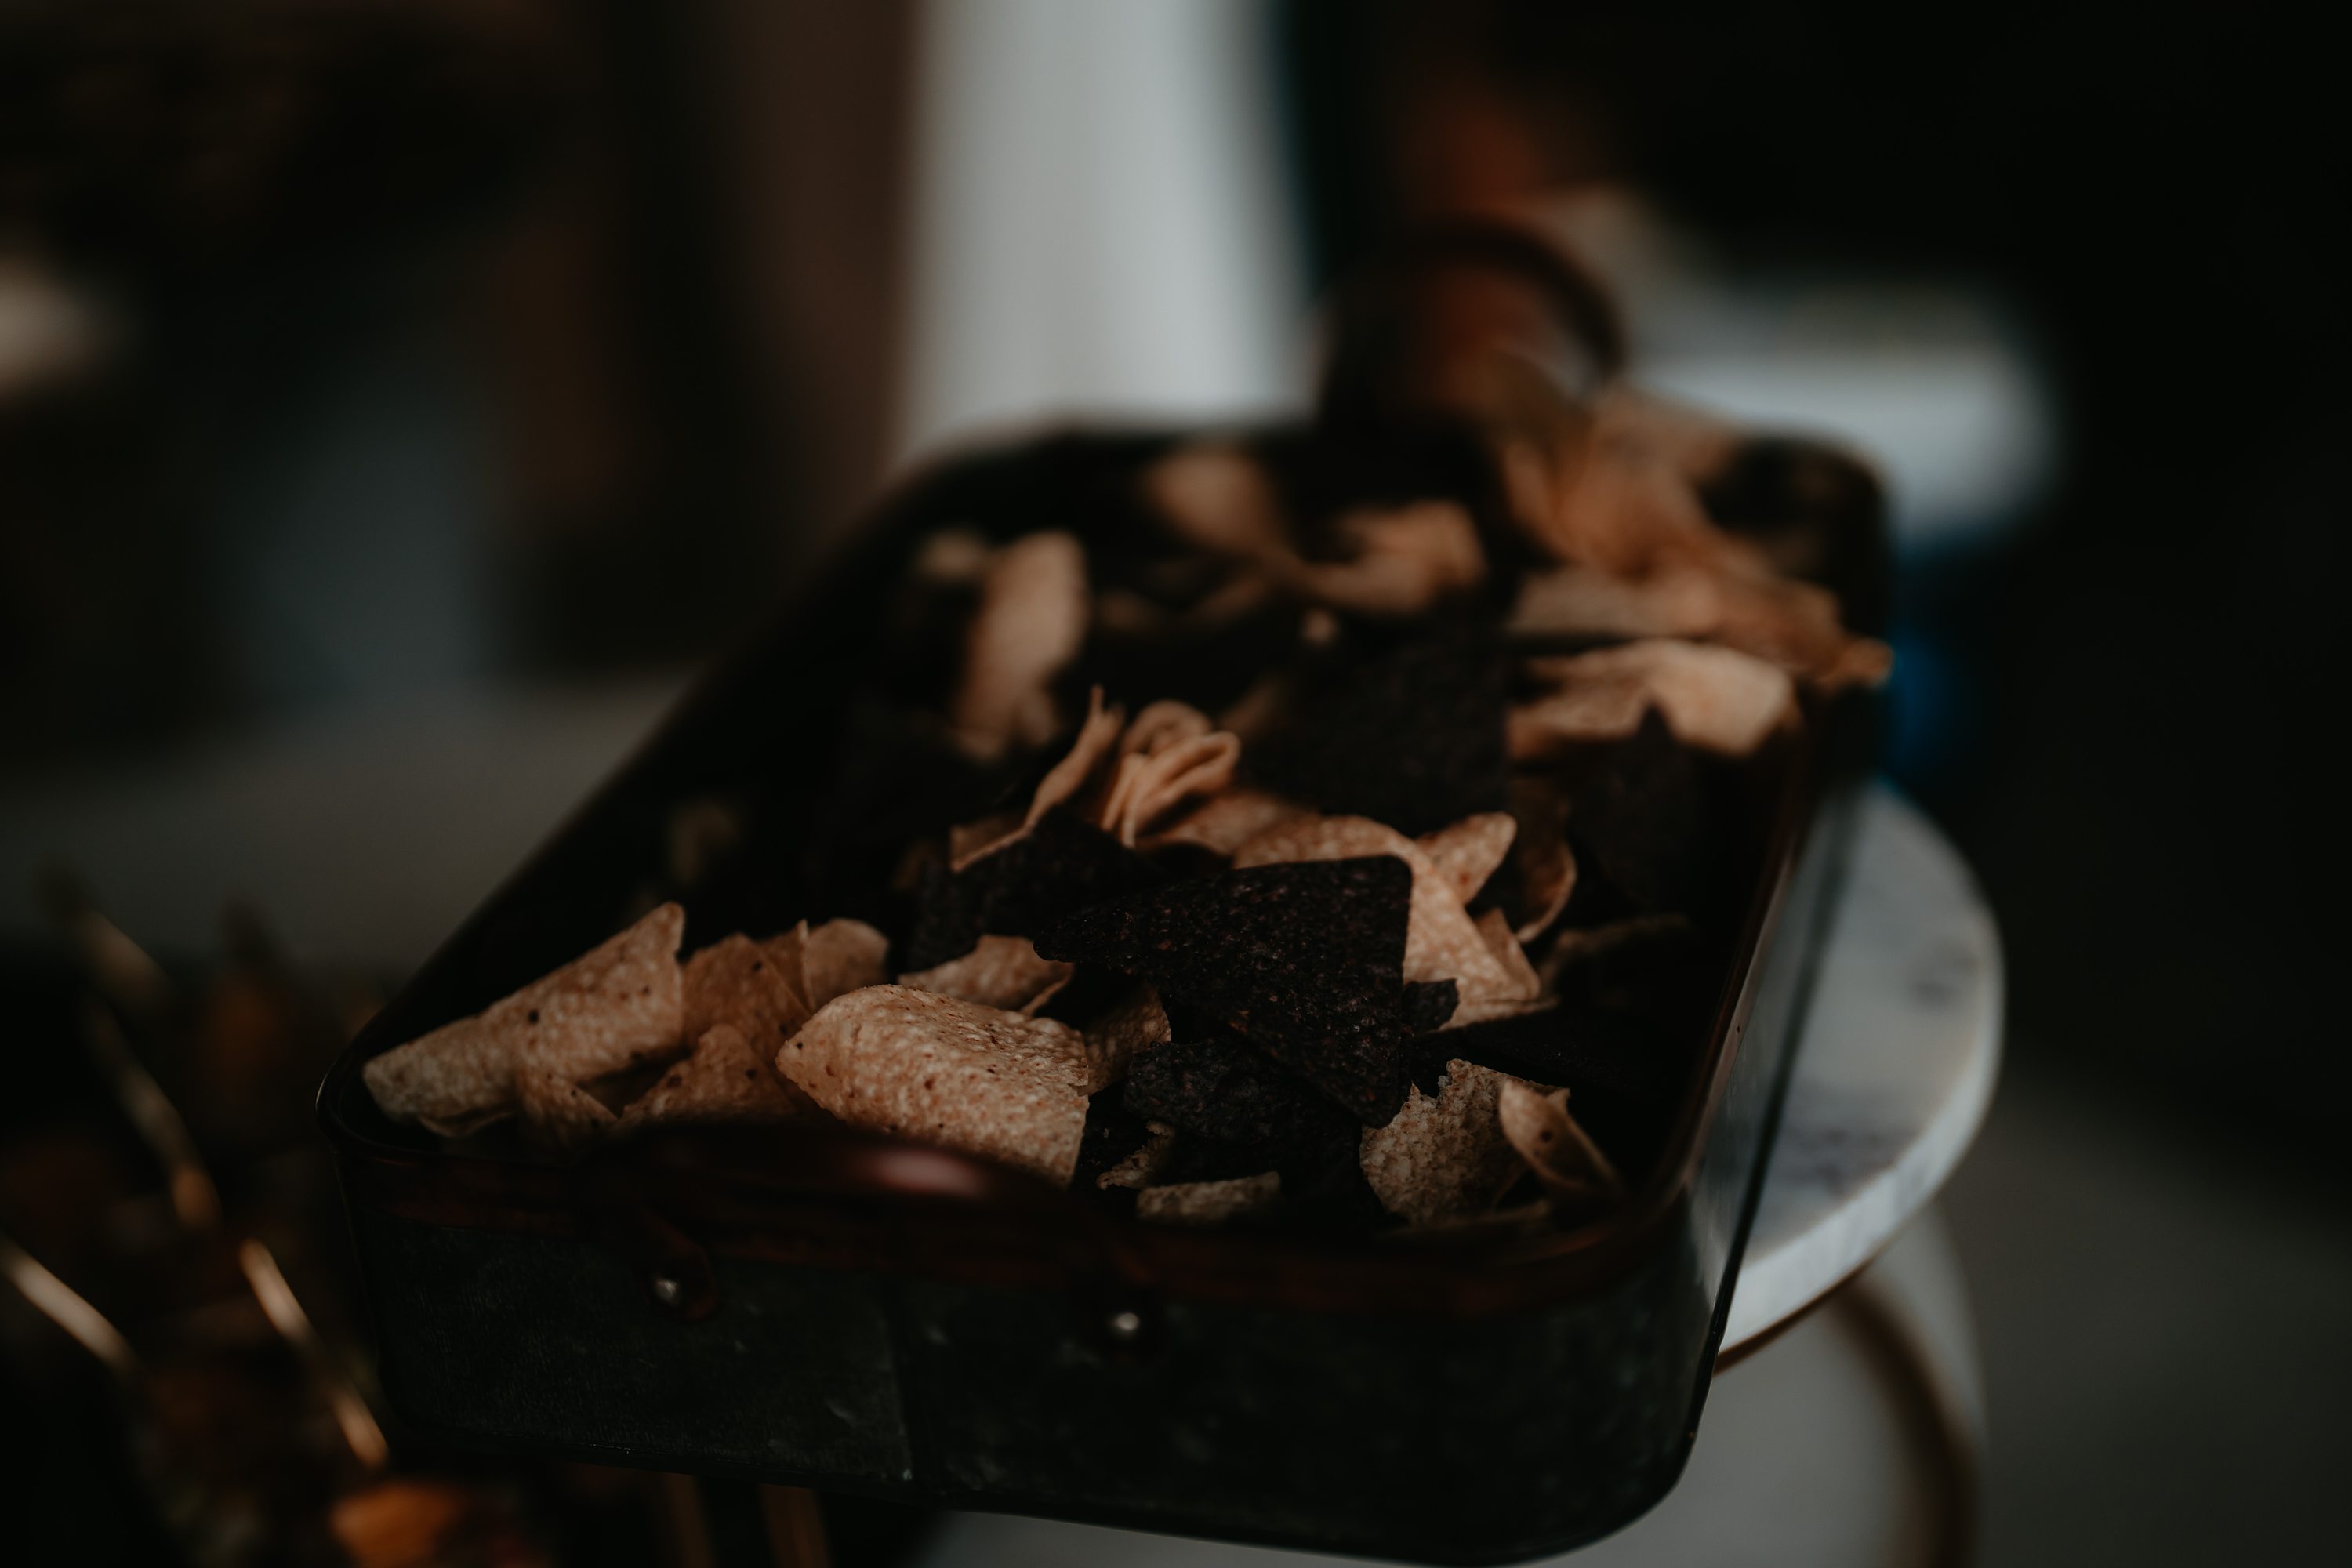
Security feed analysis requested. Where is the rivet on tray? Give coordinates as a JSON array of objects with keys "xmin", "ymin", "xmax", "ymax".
[
  {"xmin": 1105, "ymin": 1308, "xmax": 1144, "ymax": 1343},
  {"xmin": 650, "ymin": 1275, "xmax": 685, "ymax": 1308}
]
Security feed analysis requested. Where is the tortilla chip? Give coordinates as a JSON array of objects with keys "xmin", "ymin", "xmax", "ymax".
[
  {"xmin": 1287, "ymin": 500, "xmax": 1487, "ymax": 616},
  {"xmin": 364, "ymin": 902, "xmax": 686, "ymax": 1135},
  {"xmin": 1123, "ymin": 1030, "xmax": 1319, "ymax": 1145},
  {"xmin": 1143, "ymin": 786, "xmax": 1308, "ymax": 857},
  {"xmin": 1020, "ymin": 686, "xmax": 1125, "ymax": 835},
  {"xmin": 1231, "ymin": 815, "xmax": 1526, "ymax": 1007},
  {"xmin": 1135, "ymin": 1171, "xmax": 1281, "ymax": 1226},
  {"xmin": 952, "ymin": 531, "xmax": 1091, "ymax": 759},
  {"xmin": 1417, "ymin": 812, "xmax": 1517, "ymax": 906},
  {"xmin": 1142, "ymin": 444, "xmax": 1291, "ymax": 562},
  {"xmin": 898, "ymin": 935, "xmax": 1072, "ymax": 1014},
  {"xmin": 1514, "ymin": 638, "xmax": 1796, "ymax": 757},
  {"xmin": 1508, "ymin": 777, "xmax": 1578, "ymax": 942},
  {"xmin": 517, "ymin": 1073, "xmax": 619, "ymax": 1151},
  {"xmin": 1508, "ymin": 562, "xmax": 1722, "ymax": 643},
  {"xmin": 1097, "ymin": 1121, "xmax": 1177, "ymax": 1190},
  {"xmin": 1497, "ymin": 1080, "xmax": 1621, "ymax": 1196},
  {"xmin": 683, "ymin": 933, "xmax": 812, "ymax": 1051},
  {"xmin": 1083, "ymin": 985, "xmax": 1170, "ymax": 1092},
  {"xmin": 949, "ymin": 813, "xmax": 1025, "ymax": 871},
  {"xmin": 1359, "ymin": 1058, "xmax": 1540, "ymax": 1225},
  {"xmin": 1098, "ymin": 730, "xmax": 1243, "ymax": 844},
  {"xmin": 777, "ymin": 987, "xmax": 1092, "ymax": 1183},
  {"xmin": 617, "ymin": 1025, "xmax": 815, "ymax": 1131},
  {"xmin": 1246, "ymin": 624, "xmax": 1509, "ymax": 837},
  {"xmin": 800, "ymin": 919, "xmax": 890, "ymax": 1009},
  {"xmin": 1034, "ymin": 856, "xmax": 1416, "ymax": 1126},
  {"xmin": 906, "ymin": 808, "xmax": 1167, "ymax": 971}
]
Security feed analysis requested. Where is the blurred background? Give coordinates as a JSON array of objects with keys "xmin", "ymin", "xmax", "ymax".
[{"xmin": 2, "ymin": 2, "xmax": 2345, "ymax": 1564}]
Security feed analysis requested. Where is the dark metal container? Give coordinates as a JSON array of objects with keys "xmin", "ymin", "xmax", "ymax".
[{"xmin": 318, "ymin": 412, "xmax": 1880, "ymax": 1563}]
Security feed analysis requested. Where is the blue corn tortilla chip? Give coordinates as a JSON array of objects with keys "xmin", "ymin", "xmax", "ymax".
[
  {"xmin": 1403, "ymin": 978, "xmax": 1459, "ymax": 1035},
  {"xmin": 1123, "ymin": 1030, "xmax": 1316, "ymax": 1145},
  {"xmin": 1244, "ymin": 622, "xmax": 1508, "ymax": 837},
  {"xmin": 1557, "ymin": 708, "xmax": 1714, "ymax": 916},
  {"xmin": 1035, "ymin": 856, "xmax": 1415, "ymax": 1125},
  {"xmin": 904, "ymin": 807, "xmax": 1165, "ymax": 971}
]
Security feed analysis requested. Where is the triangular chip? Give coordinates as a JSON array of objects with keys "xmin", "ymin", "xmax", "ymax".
[
  {"xmin": 777, "ymin": 987, "xmax": 1092, "ymax": 1183},
  {"xmin": 1359, "ymin": 1058, "xmax": 1544, "ymax": 1225},
  {"xmin": 364, "ymin": 902, "xmax": 686, "ymax": 1137},
  {"xmin": 904, "ymin": 808, "xmax": 1166, "ymax": 971},
  {"xmin": 800, "ymin": 919, "xmax": 890, "ymax": 1008},
  {"xmin": 1142, "ymin": 786, "xmax": 1308, "ymax": 857},
  {"xmin": 1245, "ymin": 624, "xmax": 1508, "ymax": 837},
  {"xmin": 898, "ymin": 935, "xmax": 1071, "ymax": 1014},
  {"xmin": 1514, "ymin": 638, "xmax": 1795, "ymax": 758},
  {"xmin": 1231, "ymin": 815, "xmax": 1526, "ymax": 1007},
  {"xmin": 1497, "ymin": 1080, "xmax": 1621, "ymax": 1197},
  {"xmin": 1035, "ymin": 857, "xmax": 1415, "ymax": 1126},
  {"xmin": 951, "ymin": 530, "xmax": 1090, "ymax": 759},
  {"xmin": 1416, "ymin": 812, "xmax": 1517, "ymax": 906},
  {"xmin": 618, "ymin": 1025, "xmax": 815, "ymax": 1131},
  {"xmin": 683, "ymin": 933, "xmax": 812, "ymax": 1051}
]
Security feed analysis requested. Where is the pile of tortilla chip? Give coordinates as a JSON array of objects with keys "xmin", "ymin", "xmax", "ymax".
[{"xmin": 362, "ymin": 388, "xmax": 1881, "ymax": 1234}]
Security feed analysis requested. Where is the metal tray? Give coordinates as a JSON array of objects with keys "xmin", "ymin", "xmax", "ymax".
[{"xmin": 320, "ymin": 418, "xmax": 1881, "ymax": 1564}]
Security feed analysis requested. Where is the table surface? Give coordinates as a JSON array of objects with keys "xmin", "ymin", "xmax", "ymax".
[{"xmin": 1722, "ymin": 783, "xmax": 2002, "ymax": 1348}]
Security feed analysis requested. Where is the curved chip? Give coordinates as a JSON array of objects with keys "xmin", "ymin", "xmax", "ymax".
[
  {"xmin": 1416, "ymin": 812, "xmax": 1517, "ymax": 907},
  {"xmin": 952, "ymin": 530, "xmax": 1091, "ymax": 759},
  {"xmin": 1513, "ymin": 637, "xmax": 1796, "ymax": 757},
  {"xmin": 898, "ymin": 935, "xmax": 1073, "ymax": 1015},
  {"xmin": 363, "ymin": 902, "xmax": 686, "ymax": 1138},
  {"xmin": 1497, "ymin": 1080, "xmax": 1621, "ymax": 1198},
  {"xmin": 1098, "ymin": 730, "xmax": 1243, "ymax": 845},
  {"xmin": 800, "ymin": 919, "xmax": 891, "ymax": 1009},
  {"xmin": 777, "ymin": 986, "xmax": 1093, "ymax": 1184},
  {"xmin": 618, "ymin": 1025, "xmax": 816, "ymax": 1131},
  {"xmin": 1143, "ymin": 786, "xmax": 1307, "ymax": 857},
  {"xmin": 683, "ymin": 932, "xmax": 812, "ymax": 1051},
  {"xmin": 1359, "ymin": 1058, "xmax": 1542, "ymax": 1225}
]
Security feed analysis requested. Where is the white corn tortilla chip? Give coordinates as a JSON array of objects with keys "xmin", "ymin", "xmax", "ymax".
[
  {"xmin": 682, "ymin": 933, "xmax": 812, "ymax": 1051},
  {"xmin": 1497, "ymin": 1080, "xmax": 1621, "ymax": 1196},
  {"xmin": 800, "ymin": 919, "xmax": 890, "ymax": 1009},
  {"xmin": 1143, "ymin": 786, "xmax": 1307, "ymax": 857},
  {"xmin": 617, "ymin": 1025, "xmax": 816, "ymax": 1131},
  {"xmin": 898, "ymin": 935, "xmax": 1072, "ymax": 1014},
  {"xmin": 951, "ymin": 531, "xmax": 1090, "ymax": 758},
  {"xmin": 1286, "ymin": 500, "xmax": 1487, "ymax": 616},
  {"xmin": 778, "ymin": 987, "xmax": 1093, "ymax": 1184},
  {"xmin": 1359, "ymin": 1058, "xmax": 1544, "ymax": 1225},
  {"xmin": 1513, "ymin": 638, "xmax": 1796, "ymax": 757},
  {"xmin": 1136, "ymin": 1171, "xmax": 1280, "ymax": 1225},
  {"xmin": 1098, "ymin": 731, "xmax": 1242, "ymax": 845},
  {"xmin": 363, "ymin": 902, "xmax": 686, "ymax": 1135},
  {"xmin": 1416, "ymin": 812, "xmax": 1517, "ymax": 906}
]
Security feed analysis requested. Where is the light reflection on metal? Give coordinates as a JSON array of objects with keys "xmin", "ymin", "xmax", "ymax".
[
  {"xmin": 238, "ymin": 1240, "xmax": 390, "ymax": 1472},
  {"xmin": 80, "ymin": 1002, "xmax": 220, "ymax": 1230},
  {"xmin": 1, "ymin": 1230, "xmax": 139, "ymax": 1382}
]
